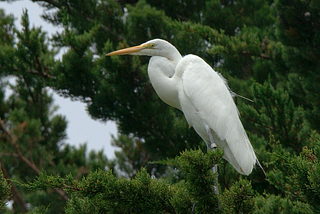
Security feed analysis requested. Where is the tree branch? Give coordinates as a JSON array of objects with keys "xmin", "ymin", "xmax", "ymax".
[
  {"xmin": 12, "ymin": 68, "xmax": 54, "ymax": 79},
  {"xmin": 241, "ymin": 51, "xmax": 271, "ymax": 60},
  {"xmin": 53, "ymin": 188, "xmax": 69, "ymax": 200},
  {"xmin": 0, "ymin": 118, "xmax": 70, "ymax": 200},
  {"xmin": 0, "ymin": 119, "xmax": 40, "ymax": 174},
  {"xmin": 0, "ymin": 152, "xmax": 19, "ymax": 158}
]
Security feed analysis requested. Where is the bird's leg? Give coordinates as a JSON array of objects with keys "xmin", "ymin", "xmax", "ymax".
[
  {"xmin": 209, "ymin": 146, "xmax": 219, "ymax": 196},
  {"xmin": 206, "ymin": 126, "xmax": 220, "ymax": 210},
  {"xmin": 205, "ymin": 126, "xmax": 220, "ymax": 210},
  {"xmin": 206, "ymin": 126, "xmax": 219, "ymax": 194}
]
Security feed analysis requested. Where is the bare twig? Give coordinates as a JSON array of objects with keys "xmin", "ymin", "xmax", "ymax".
[{"xmin": 0, "ymin": 119, "xmax": 40, "ymax": 174}]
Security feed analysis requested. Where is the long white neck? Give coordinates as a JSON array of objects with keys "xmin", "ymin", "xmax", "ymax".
[{"xmin": 148, "ymin": 55, "xmax": 182, "ymax": 110}]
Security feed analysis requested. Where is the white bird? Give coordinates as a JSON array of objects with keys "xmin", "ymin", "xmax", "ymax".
[{"xmin": 106, "ymin": 39, "xmax": 263, "ymax": 176}]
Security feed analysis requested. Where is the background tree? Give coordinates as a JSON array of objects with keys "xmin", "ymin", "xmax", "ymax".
[
  {"xmin": 0, "ymin": 9, "xmax": 111, "ymax": 213},
  {"xmin": 0, "ymin": 0, "xmax": 319, "ymax": 213}
]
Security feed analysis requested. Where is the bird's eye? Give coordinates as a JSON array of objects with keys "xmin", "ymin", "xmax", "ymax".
[{"xmin": 150, "ymin": 44, "xmax": 155, "ymax": 48}]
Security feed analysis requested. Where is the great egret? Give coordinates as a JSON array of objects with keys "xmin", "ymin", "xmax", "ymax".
[{"xmin": 106, "ymin": 39, "xmax": 263, "ymax": 176}]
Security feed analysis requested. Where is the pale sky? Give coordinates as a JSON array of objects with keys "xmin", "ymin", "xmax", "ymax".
[{"xmin": 0, "ymin": 0, "xmax": 118, "ymax": 159}]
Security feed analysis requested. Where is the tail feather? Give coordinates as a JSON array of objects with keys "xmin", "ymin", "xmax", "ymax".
[{"xmin": 256, "ymin": 159, "xmax": 267, "ymax": 178}]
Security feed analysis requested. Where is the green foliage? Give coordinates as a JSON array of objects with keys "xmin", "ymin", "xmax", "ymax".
[
  {"xmin": 291, "ymin": 144, "xmax": 320, "ymax": 210},
  {"xmin": 203, "ymin": 0, "xmax": 275, "ymax": 36},
  {"xmin": 275, "ymin": 0, "xmax": 320, "ymax": 130},
  {"xmin": 176, "ymin": 149, "xmax": 221, "ymax": 213},
  {"xmin": 24, "ymin": 149, "xmax": 259, "ymax": 214},
  {"xmin": 0, "ymin": 169, "xmax": 11, "ymax": 210},
  {"xmin": 254, "ymin": 194, "xmax": 314, "ymax": 214},
  {"xmin": 241, "ymin": 78, "xmax": 309, "ymax": 153},
  {"xmin": 24, "ymin": 149, "xmax": 220, "ymax": 213},
  {"xmin": 266, "ymin": 137, "xmax": 320, "ymax": 212},
  {"xmin": 0, "ymin": 9, "xmax": 14, "ymax": 46},
  {"xmin": 220, "ymin": 179, "xmax": 255, "ymax": 214},
  {"xmin": 1, "ymin": 0, "xmax": 320, "ymax": 213},
  {"xmin": 111, "ymin": 134, "xmax": 151, "ymax": 178},
  {"xmin": 65, "ymin": 168, "xmax": 175, "ymax": 214},
  {"xmin": 0, "ymin": 9, "xmax": 110, "ymax": 213}
]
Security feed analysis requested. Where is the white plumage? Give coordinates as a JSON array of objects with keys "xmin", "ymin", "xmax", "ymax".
[{"xmin": 106, "ymin": 38, "xmax": 261, "ymax": 175}]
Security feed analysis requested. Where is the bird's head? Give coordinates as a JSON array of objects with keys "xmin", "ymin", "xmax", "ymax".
[
  {"xmin": 106, "ymin": 39, "xmax": 159, "ymax": 56},
  {"xmin": 106, "ymin": 39, "xmax": 181, "ymax": 60}
]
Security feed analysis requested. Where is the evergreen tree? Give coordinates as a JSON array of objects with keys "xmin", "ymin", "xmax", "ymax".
[
  {"xmin": 0, "ymin": 0, "xmax": 320, "ymax": 213},
  {"xmin": 0, "ymin": 9, "xmax": 110, "ymax": 213}
]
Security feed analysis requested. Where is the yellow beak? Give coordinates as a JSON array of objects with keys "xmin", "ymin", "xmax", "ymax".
[{"xmin": 105, "ymin": 44, "xmax": 146, "ymax": 56}]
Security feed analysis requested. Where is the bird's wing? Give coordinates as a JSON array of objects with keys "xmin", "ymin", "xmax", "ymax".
[{"xmin": 178, "ymin": 54, "xmax": 256, "ymax": 175}]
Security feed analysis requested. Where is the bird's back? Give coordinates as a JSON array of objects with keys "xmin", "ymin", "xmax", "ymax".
[{"xmin": 175, "ymin": 54, "xmax": 257, "ymax": 175}]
